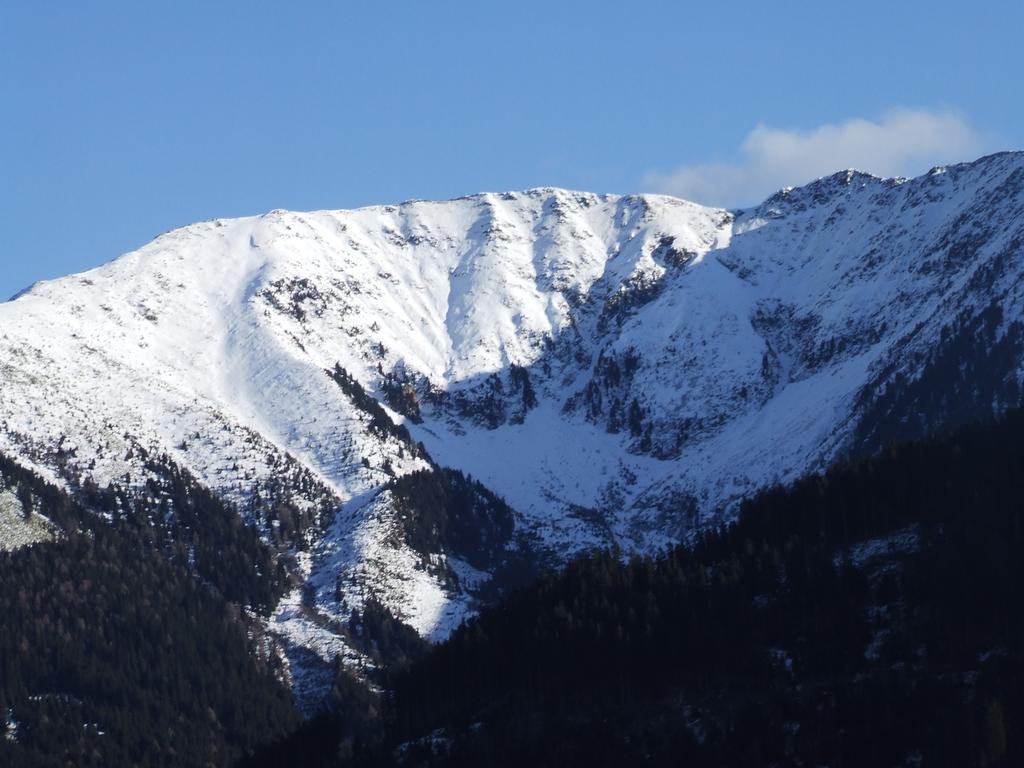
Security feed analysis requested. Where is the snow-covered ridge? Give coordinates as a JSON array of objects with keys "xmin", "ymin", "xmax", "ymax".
[{"xmin": 2, "ymin": 153, "xmax": 1024, "ymax": 690}]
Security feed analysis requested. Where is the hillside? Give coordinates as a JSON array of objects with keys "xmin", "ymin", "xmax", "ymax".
[{"xmin": 251, "ymin": 407, "xmax": 1024, "ymax": 767}]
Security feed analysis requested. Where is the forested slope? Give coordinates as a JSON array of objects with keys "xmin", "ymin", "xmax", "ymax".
[
  {"xmin": 251, "ymin": 408, "xmax": 1024, "ymax": 767},
  {"xmin": 0, "ymin": 454, "xmax": 301, "ymax": 767}
]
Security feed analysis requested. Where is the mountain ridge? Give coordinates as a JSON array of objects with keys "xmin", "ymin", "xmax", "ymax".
[
  {"xmin": 8, "ymin": 150, "xmax": 1021, "ymax": 303},
  {"xmin": 2, "ymin": 150, "xmax": 1023, "ymax": 707}
]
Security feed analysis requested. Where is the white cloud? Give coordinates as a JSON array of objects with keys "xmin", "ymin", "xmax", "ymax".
[{"xmin": 643, "ymin": 108, "xmax": 989, "ymax": 207}]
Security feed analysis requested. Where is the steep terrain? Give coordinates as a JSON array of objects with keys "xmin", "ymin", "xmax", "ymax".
[
  {"xmin": 2, "ymin": 151, "xmax": 1023, "ymax": 704},
  {"xmin": 0, "ymin": 452, "xmax": 301, "ymax": 767},
  {"xmin": 253, "ymin": 407, "xmax": 1024, "ymax": 767}
]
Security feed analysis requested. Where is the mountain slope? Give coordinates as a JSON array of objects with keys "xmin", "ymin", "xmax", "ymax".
[
  {"xmin": 2, "ymin": 152, "xmax": 1023, "ymax": 703},
  {"xmin": 303, "ymin": 406, "xmax": 1024, "ymax": 768},
  {"xmin": 0, "ymin": 452, "xmax": 300, "ymax": 767}
]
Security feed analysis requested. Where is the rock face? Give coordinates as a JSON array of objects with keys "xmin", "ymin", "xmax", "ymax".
[{"xmin": 2, "ymin": 152, "xmax": 1024, "ymax": 695}]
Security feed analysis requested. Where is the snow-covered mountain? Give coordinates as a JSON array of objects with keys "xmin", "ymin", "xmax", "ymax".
[{"xmin": 2, "ymin": 151, "xmax": 1023, "ymax": 700}]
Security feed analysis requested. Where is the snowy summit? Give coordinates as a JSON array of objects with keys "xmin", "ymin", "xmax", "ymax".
[{"xmin": 2, "ymin": 152, "xmax": 1024, "ymax": 702}]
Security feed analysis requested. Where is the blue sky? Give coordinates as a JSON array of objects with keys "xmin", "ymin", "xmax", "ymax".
[{"xmin": 2, "ymin": 1, "xmax": 1022, "ymax": 300}]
